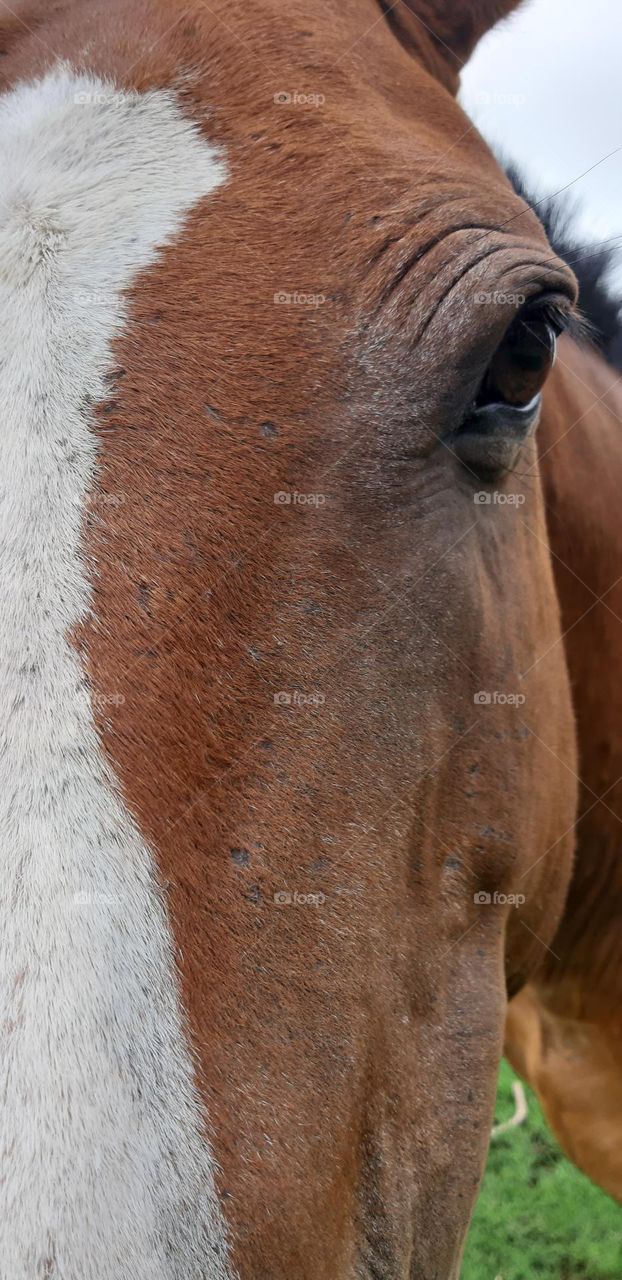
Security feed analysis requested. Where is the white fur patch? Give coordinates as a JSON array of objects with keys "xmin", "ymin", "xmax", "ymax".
[{"xmin": 0, "ymin": 68, "xmax": 235, "ymax": 1279}]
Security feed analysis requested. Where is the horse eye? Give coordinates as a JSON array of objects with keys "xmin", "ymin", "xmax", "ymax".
[
  {"xmin": 451, "ymin": 301, "xmax": 568, "ymax": 478},
  {"xmin": 475, "ymin": 311, "xmax": 558, "ymax": 411}
]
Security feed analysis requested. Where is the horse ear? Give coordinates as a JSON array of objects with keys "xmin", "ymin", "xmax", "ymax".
[{"xmin": 381, "ymin": 1, "xmax": 523, "ymax": 90}]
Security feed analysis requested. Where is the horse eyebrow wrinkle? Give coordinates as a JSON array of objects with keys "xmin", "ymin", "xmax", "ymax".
[{"xmin": 371, "ymin": 222, "xmax": 512, "ymax": 314}]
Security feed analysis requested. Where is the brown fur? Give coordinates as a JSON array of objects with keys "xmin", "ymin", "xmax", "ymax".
[
  {"xmin": 0, "ymin": 1, "xmax": 585, "ymax": 1274},
  {"xmin": 505, "ymin": 339, "xmax": 622, "ymax": 1202}
]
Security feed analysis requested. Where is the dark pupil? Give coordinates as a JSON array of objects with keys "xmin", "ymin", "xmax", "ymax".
[{"xmin": 480, "ymin": 317, "xmax": 556, "ymax": 409}]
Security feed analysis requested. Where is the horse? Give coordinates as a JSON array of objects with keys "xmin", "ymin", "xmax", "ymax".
[
  {"xmin": 502, "ymin": 187, "xmax": 622, "ymax": 1200},
  {"xmin": 0, "ymin": 1, "xmax": 605, "ymax": 1276}
]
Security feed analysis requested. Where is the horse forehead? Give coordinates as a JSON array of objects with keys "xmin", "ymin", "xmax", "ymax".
[
  {"xmin": 0, "ymin": 1, "xmax": 523, "ymax": 268},
  {"xmin": 0, "ymin": 65, "xmax": 226, "ymax": 254},
  {"xmin": 0, "ymin": 65, "xmax": 237, "ymax": 1278}
]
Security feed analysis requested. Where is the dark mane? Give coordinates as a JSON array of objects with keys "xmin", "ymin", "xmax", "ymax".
[{"xmin": 505, "ymin": 162, "xmax": 622, "ymax": 372}]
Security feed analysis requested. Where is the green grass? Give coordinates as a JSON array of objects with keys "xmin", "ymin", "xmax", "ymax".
[{"xmin": 462, "ymin": 1060, "xmax": 622, "ymax": 1280}]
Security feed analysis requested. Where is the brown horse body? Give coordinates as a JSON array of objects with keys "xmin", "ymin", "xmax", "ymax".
[
  {"xmin": 0, "ymin": 1, "xmax": 617, "ymax": 1277},
  {"xmin": 506, "ymin": 339, "xmax": 622, "ymax": 1201}
]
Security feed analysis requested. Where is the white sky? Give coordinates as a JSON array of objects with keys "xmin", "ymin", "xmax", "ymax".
[{"xmin": 460, "ymin": 0, "xmax": 622, "ymax": 277}]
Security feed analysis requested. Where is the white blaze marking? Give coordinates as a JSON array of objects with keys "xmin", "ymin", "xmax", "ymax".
[{"xmin": 0, "ymin": 68, "xmax": 235, "ymax": 1279}]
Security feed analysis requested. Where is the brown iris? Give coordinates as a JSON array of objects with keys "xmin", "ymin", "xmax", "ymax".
[{"xmin": 477, "ymin": 314, "xmax": 558, "ymax": 409}]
